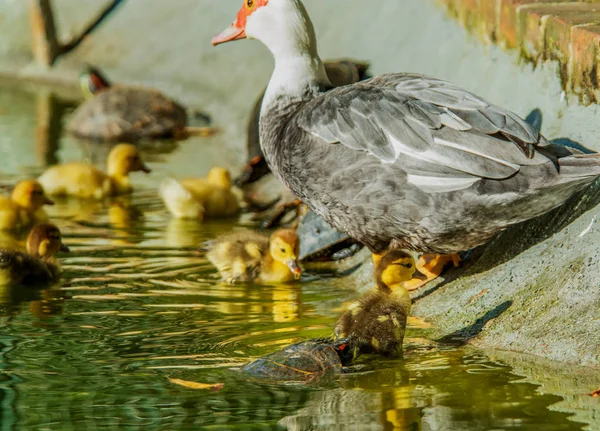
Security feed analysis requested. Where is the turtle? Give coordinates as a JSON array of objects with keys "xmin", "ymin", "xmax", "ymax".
[
  {"xmin": 68, "ymin": 65, "xmax": 215, "ymax": 143},
  {"xmin": 241, "ymin": 338, "xmax": 359, "ymax": 384},
  {"xmin": 297, "ymin": 211, "xmax": 363, "ymax": 262}
]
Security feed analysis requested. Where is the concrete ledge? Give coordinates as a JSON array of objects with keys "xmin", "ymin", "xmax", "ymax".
[{"xmin": 438, "ymin": 0, "xmax": 600, "ymax": 104}]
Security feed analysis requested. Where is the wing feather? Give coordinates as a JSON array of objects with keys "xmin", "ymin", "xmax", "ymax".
[{"xmin": 296, "ymin": 73, "xmax": 548, "ymax": 188}]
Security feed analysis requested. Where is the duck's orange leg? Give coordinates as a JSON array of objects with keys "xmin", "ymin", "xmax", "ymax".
[{"xmin": 402, "ymin": 253, "xmax": 460, "ymax": 291}]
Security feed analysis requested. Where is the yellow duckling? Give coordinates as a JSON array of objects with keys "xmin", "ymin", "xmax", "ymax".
[
  {"xmin": 335, "ymin": 250, "xmax": 415, "ymax": 357},
  {"xmin": 0, "ymin": 223, "xmax": 70, "ymax": 286},
  {"xmin": 206, "ymin": 229, "xmax": 302, "ymax": 284},
  {"xmin": 0, "ymin": 180, "xmax": 54, "ymax": 231},
  {"xmin": 160, "ymin": 167, "xmax": 239, "ymax": 220},
  {"xmin": 38, "ymin": 144, "xmax": 151, "ymax": 199}
]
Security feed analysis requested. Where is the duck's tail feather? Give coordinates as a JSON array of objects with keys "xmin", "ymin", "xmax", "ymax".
[{"xmin": 558, "ymin": 153, "xmax": 600, "ymax": 179}]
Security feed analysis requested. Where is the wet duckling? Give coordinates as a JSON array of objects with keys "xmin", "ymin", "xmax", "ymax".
[
  {"xmin": 206, "ymin": 229, "xmax": 302, "ymax": 284},
  {"xmin": 38, "ymin": 144, "xmax": 151, "ymax": 199},
  {"xmin": 0, "ymin": 180, "xmax": 54, "ymax": 231},
  {"xmin": 0, "ymin": 224, "xmax": 70, "ymax": 286},
  {"xmin": 160, "ymin": 167, "xmax": 239, "ymax": 220},
  {"xmin": 335, "ymin": 250, "xmax": 415, "ymax": 357}
]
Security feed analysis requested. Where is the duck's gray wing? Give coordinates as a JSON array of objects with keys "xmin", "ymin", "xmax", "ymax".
[{"xmin": 297, "ymin": 73, "xmax": 552, "ymax": 192}]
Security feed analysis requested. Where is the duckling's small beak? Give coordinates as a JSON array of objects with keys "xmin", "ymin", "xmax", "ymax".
[
  {"xmin": 60, "ymin": 243, "xmax": 70, "ymax": 253},
  {"xmin": 287, "ymin": 259, "xmax": 302, "ymax": 279},
  {"xmin": 44, "ymin": 196, "xmax": 55, "ymax": 206},
  {"xmin": 140, "ymin": 164, "xmax": 152, "ymax": 174}
]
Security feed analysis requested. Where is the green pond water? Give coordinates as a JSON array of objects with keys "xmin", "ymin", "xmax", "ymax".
[{"xmin": 0, "ymin": 82, "xmax": 591, "ymax": 430}]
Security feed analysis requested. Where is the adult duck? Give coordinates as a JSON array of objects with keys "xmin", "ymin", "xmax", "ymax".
[
  {"xmin": 68, "ymin": 66, "xmax": 216, "ymax": 143},
  {"xmin": 213, "ymin": 0, "xmax": 600, "ymax": 280},
  {"xmin": 236, "ymin": 60, "xmax": 371, "ymax": 187}
]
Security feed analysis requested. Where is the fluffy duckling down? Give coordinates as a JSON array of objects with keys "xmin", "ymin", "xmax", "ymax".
[
  {"xmin": 0, "ymin": 180, "xmax": 54, "ymax": 231},
  {"xmin": 0, "ymin": 223, "xmax": 69, "ymax": 286},
  {"xmin": 160, "ymin": 167, "xmax": 239, "ymax": 220},
  {"xmin": 38, "ymin": 144, "xmax": 151, "ymax": 199},
  {"xmin": 335, "ymin": 250, "xmax": 415, "ymax": 357},
  {"xmin": 206, "ymin": 229, "xmax": 302, "ymax": 284}
]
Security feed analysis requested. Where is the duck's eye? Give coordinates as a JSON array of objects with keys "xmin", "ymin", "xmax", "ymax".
[
  {"xmin": 280, "ymin": 248, "xmax": 286, "ymax": 253},
  {"xmin": 402, "ymin": 263, "xmax": 413, "ymax": 269},
  {"xmin": 247, "ymin": 0, "xmax": 254, "ymax": 7}
]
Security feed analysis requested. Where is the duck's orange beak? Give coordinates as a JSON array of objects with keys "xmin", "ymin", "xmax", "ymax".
[
  {"xmin": 212, "ymin": 23, "xmax": 246, "ymax": 46},
  {"xmin": 287, "ymin": 259, "xmax": 302, "ymax": 279}
]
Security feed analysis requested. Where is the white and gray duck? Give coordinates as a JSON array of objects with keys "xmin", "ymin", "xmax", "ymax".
[{"xmin": 214, "ymin": 0, "xmax": 600, "ymax": 284}]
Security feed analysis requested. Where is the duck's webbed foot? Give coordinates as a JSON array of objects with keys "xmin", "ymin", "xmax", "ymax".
[
  {"xmin": 402, "ymin": 253, "xmax": 460, "ymax": 291},
  {"xmin": 260, "ymin": 199, "xmax": 303, "ymax": 229}
]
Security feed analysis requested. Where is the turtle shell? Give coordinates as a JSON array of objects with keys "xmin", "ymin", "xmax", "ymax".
[
  {"xmin": 68, "ymin": 87, "xmax": 187, "ymax": 143},
  {"xmin": 298, "ymin": 211, "xmax": 361, "ymax": 262},
  {"xmin": 242, "ymin": 339, "xmax": 357, "ymax": 383}
]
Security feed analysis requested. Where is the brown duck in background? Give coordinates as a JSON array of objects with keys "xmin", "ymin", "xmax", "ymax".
[
  {"xmin": 38, "ymin": 144, "xmax": 151, "ymax": 199},
  {"xmin": 335, "ymin": 250, "xmax": 415, "ymax": 357},
  {"xmin": 0, "ymin": 224, "xmax": 70, "ymax": 286},
  {"xmin": 206, "ymin": 229, "xmax": 302, "ymax": 284},
  {"xmin": 68, "ymin": 66, "xmax": 217, "ymax": 142},
  {"xmin": 160, "ymin": 167, "xmax": 239, "ymax": 220},
  {"xmin": 0, "ymin": 180, "xmax": 54, "ymax": 231}
]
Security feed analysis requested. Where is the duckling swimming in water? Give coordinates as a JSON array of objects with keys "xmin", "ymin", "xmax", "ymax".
[
  {"xmin": 0, "ymin": 223, "xmax": 70, "ymax": 286},
  {"xmin": 0, "ymin": 180, "xmax": 54, "ymax": 231},
  {"xmin": 206, "ymin": 229, "xmax": 302, "ymax": 284},
  {"xmin": 38, "ymin": 144, "xmax": 151, "ymax": 199},
  {"xmin": 160, "ymin": 167, "xmax": 239, "ymax": 220},
  {"xmin": 335, "ymin": 250, "xmax": 415, "ymax": 357}
]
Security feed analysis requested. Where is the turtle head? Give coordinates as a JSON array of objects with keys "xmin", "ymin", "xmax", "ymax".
[
  {"xmin": 333, "ymin": 338, "xmax": 360, "ymax": 366},
  {"xmin": 80, "ymin": 65, "xmax": 111, "ymax": 99}
]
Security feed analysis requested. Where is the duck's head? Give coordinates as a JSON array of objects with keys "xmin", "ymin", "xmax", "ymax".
[
  {"xmin": 107, "ymin": 144, "xmax": 151, "ymax": 177},
  {"xmin": 207, "ymin": 167, "xmax": 233, "ymax": 189},
  {"xmin": 79, "ymin": 65, "xmax": 111, "ymax": 100},
  {"xmin": 213, "ymin": 0, "xmax": 318, "ymax": 58},
  {"xmin": 26, "ymin": 224, "xmax": 70, "ymax": 260},
  {"xmin": 12, "ymin": 180, "xmax": 54, "ymax": 210},
  {"xmin": 375, "ymin": 250, "xmax": 416, "ymax": 292},
  {"xmin": 269, "ymin": 228, "xmax": 302, "ymax": 279}
]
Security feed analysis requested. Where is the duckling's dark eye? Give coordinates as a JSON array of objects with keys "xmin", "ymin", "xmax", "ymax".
[
  {"xmin": 402, "ymin": 263, "xmax": 413, "ymax": 269},
  {"xmin": 247, "ymin": 0, "xmax": 254, "ymax": 7},
  {"xmin": 280, "ymin": 248, "xmax": 286, "ymax": 253}
]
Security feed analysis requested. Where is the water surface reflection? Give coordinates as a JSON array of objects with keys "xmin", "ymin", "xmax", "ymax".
[{"xmin": 0, "ymin": 81, "xmax": 589, "ymax": 430}]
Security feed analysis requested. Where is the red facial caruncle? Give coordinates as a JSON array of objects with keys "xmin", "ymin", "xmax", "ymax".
[{"xmin": 212, "ymin": 0, "xmax": 269, "ymax": 46}]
